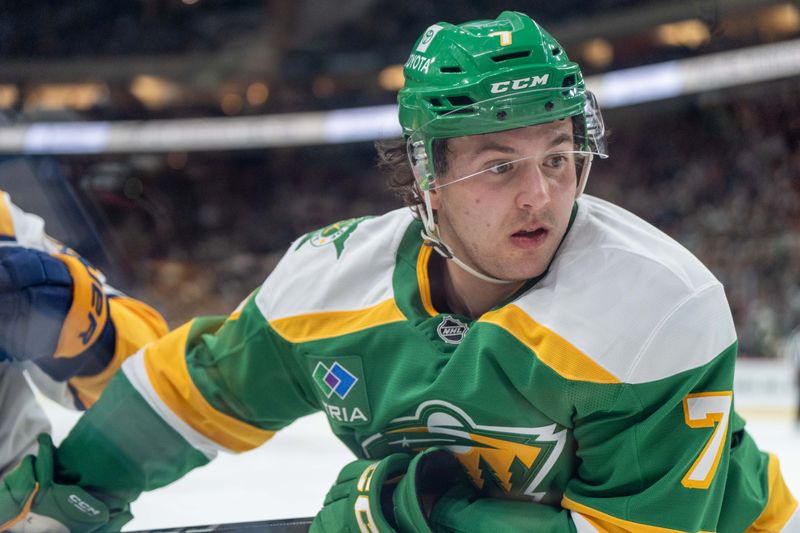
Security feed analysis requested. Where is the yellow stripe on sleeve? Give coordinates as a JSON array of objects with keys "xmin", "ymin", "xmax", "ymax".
[
  {"xmin": 746, "ymin": 453, "xmax": 798, "ymax": 532},
  {"xmin": 269, "ymin": 298, "xmax": 406, "ymax": 343},
  {"xmin": 562, "ymin": 496, "xmax": 710, "ymax": 532},
  {"xmin": 481, "ymin": 305, "xmax": 620, "ymax": 384},
  {"xmin": 69, "ymin": 296, "xmax": 169, "ymax": 407},
  {"xmin": 143, "ymin": 320, "xmax": 275, "ymax": 453},
  {"xmin": 0, "ymin": 191, "xmax": 16, "ymax": 237}
]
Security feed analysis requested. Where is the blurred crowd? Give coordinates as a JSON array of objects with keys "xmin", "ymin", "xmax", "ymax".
[{"xmin": 63, "ymin": 79, "xmax": 799, "ymax": 359}]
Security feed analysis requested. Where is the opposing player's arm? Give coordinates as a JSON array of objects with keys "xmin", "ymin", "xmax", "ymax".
[
  {"xmin": 0, "ymin": 287, "xmax": 320, "ymax": 530},
  {"xmin": 0, "ymin": 190, "xmax": 168, "ymax": 409}
]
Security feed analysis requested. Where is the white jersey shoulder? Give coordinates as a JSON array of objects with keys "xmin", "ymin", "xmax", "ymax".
[
  {"xmin": 515, "ymin": 195, "xmax": 736, "ymax": 384},
  {"xmin": 257, "ymin": 208, "xmax": 414, "ymax": 320}
]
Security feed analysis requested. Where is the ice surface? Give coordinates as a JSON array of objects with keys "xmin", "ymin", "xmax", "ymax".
[{"xmin": 37, "ymin": 398, "xmax": 799, "ymax": 531}]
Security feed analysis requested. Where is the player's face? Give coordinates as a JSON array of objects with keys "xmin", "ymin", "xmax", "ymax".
[{"xmin": 429, "ymin": 119, "xmax": 578, "ymax": 281}]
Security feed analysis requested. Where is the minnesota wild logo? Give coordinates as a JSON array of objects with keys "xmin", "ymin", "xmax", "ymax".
[
  {"xmin": 359, "ymin": 400, "xmax": 567, "ymax": 502},
  {"xmin": 295, "ymin": 216, "xmax": 372, "ymax": 259}
]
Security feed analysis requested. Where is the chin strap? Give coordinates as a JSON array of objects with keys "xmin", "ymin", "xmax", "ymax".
[
  {"xmin": 417, "ymin": 189, "xmax": 514, "ymax": 285},
  {"xmin": 576, "ymin": 153, "xmax": 594, "ymax": 196}
]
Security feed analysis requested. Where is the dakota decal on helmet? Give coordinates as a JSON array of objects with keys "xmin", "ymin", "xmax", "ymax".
[
  {"xmin": 295, "ymin": 216, "xmax": 372, "ymax": 259},
  {"xmin": 405, "ymin": 54, "xmax": 435, "ymax": 74}
]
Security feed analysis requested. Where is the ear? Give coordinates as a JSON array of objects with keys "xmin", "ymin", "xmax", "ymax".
[{"xmin": 428, "ymin": 187, "xmax": 442, "ymax": 210}]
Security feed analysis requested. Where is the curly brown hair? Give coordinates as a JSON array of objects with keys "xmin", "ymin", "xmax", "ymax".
[{"xmin": 374, "ymin": 137, "xmax": 450, "ymax": 209}]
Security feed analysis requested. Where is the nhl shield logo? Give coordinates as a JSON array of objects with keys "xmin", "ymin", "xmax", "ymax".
[{"xmin": 437, "ymin": 315, "xmax": 469, "ymax": 344}]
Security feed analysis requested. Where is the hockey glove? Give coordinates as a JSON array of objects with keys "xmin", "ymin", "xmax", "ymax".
[
  {"xmin": 0, "ymin": 247, "xmax": 112, "ymax": 375},
  {"xmin": 0, "ymin": 433, "xmax": 124, "ymax": 533},
  {"xmin": 310, "ymin": 453, "xmax": 417, "ymax": 533},
  {"xmin": 411, "ymin": 449, "xmax": 571, "ymax": 533},
  {"xmin": 393, "ymin": 447, "xmax": 478, "ymax": 532},
  {"xmin": 311, "ymin": 447, "xmax": 480, "ymax": 533}
]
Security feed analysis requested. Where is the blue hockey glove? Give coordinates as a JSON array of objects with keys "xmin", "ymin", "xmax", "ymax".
[
  {"xmin": 0, "ymin": 433, "xmax": 128, "ymax": 533},
  {"xmin": 0, "ymin": 247, "xmax": 112, "ymax": 376}
]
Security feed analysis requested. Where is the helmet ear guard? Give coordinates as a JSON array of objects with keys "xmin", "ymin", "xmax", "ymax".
[
  {"xmin": 407, "ymin": 138, "xmax": 440, "ymax": 243},
  {"xmin": 409, "ymin": 139, "xmax": 433, "ymax": 192}
]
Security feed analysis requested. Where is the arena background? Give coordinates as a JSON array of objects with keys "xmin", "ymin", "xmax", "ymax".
[{"xmin": 1, "ymin": 1, "xmax": 799, "ymax": 529}]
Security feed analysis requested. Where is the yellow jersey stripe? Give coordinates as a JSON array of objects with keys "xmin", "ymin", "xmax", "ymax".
[
  {"xmin": 269, "ymin": 298, "xmax": 406, "ymax": 343},
  {"xmin": 0, "ymin": 192, "xmax": 16, "ymax": 238},
  {"xmin": 481, "ymin": 305, "xmax": 620, "ymax": 384},
  {"xmin": 562, "ymin": 496, "xmax": 707, "ymax": 532},
  {"xmin": 69, "ymin": 296, "xmax": 169, "ymax": 407},
  {"xmin": 747, "ymin": 453, "xmax": 798, "ymax": 532},
  {"xmin": 416, "ymin": 244, "xmax": 438, "ymax": 317},
  {"xmin": 143, "ymin": 321, "xmax": 274, "ymax": 452}
]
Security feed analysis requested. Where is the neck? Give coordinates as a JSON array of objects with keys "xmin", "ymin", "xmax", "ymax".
[{"xmin": 440, "ymin": 257, "xmax": 524, "ymax": 318}]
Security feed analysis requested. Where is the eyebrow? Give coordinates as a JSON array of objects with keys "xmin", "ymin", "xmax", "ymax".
[
  {"xmin": 547, "ymin": 132, "xmax": 573, "ymax": 149},
  {"xmin": 471, "ymin": 131, "xmax": 574, "ymax": 158}
]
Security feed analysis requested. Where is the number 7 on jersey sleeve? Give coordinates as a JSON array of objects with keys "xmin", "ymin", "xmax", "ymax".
[{"xmin": 681, "ymin": 391, "xmax": 733, "ymax": 489}]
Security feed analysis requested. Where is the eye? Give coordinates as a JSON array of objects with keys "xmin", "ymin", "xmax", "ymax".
[
  {"xmin": 488, "ymin": 161, "xmax": 513, "ymax": 174},
  {"xmin": 544, "ymin": 153, "xmax": 569, "ymax": 169}
]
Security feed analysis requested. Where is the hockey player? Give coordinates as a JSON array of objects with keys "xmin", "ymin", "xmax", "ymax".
[
  {"xmin": 0, "ymin": 190, "xmax": 168, "ymax": 478},
  {"xmin": 1, "ymin": 11, "xmax": 797, "ymax": 532}
]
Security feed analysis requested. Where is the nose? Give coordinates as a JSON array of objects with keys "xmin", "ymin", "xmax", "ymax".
[{"xmin": 516, "ymin": 165, "xmax": 550, "ymax": 210}]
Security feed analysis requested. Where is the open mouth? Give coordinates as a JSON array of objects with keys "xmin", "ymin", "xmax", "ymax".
[
  {"xmin": 513, "ymin": 227, "xmax": 547, "ymax": 238},
  {"xmin": 511, "ymin": 227, "xmax": 548, "ymax": 246}
]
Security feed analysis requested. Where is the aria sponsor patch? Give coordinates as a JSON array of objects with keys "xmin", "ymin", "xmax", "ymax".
[
  {"xmin": 437, "ymin": 315, "xmax": 469, "ymax": 344},
  {"xmin": 313, "ymin": 361, "xmax": 358, "ymax": 399},
  {"xmin": 308, "ymin": 355, "xmax": 372, "ymax": 426}
]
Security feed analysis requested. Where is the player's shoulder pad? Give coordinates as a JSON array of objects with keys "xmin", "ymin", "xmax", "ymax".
[
  {"xmin": 257, "ymin": 208, "xmax": 415, "ymax": 321},
  {"xmin": 511, "ymin": 195, "xmax": 736, "ymax": 384}
]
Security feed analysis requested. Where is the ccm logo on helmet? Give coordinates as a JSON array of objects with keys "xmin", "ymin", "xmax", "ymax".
[{"xmin": 489, "ymin": 74, "xmax": 550, "ymax": 94}]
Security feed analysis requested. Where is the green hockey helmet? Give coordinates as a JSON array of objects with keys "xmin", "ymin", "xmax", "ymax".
[{"xmin": 398, "ymin": 11, "xmax": 607, "ymax": 191}]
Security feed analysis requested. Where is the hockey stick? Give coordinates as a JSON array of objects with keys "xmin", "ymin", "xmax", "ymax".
[{"xmin": 125, "ymin": 516, "xmax": 312, "ymax": 532}]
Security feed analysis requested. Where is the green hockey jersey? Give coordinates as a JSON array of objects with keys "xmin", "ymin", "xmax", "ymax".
[{"xmin": 57, "ymin": 195, "xmax": 797, "ymax": 531}]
